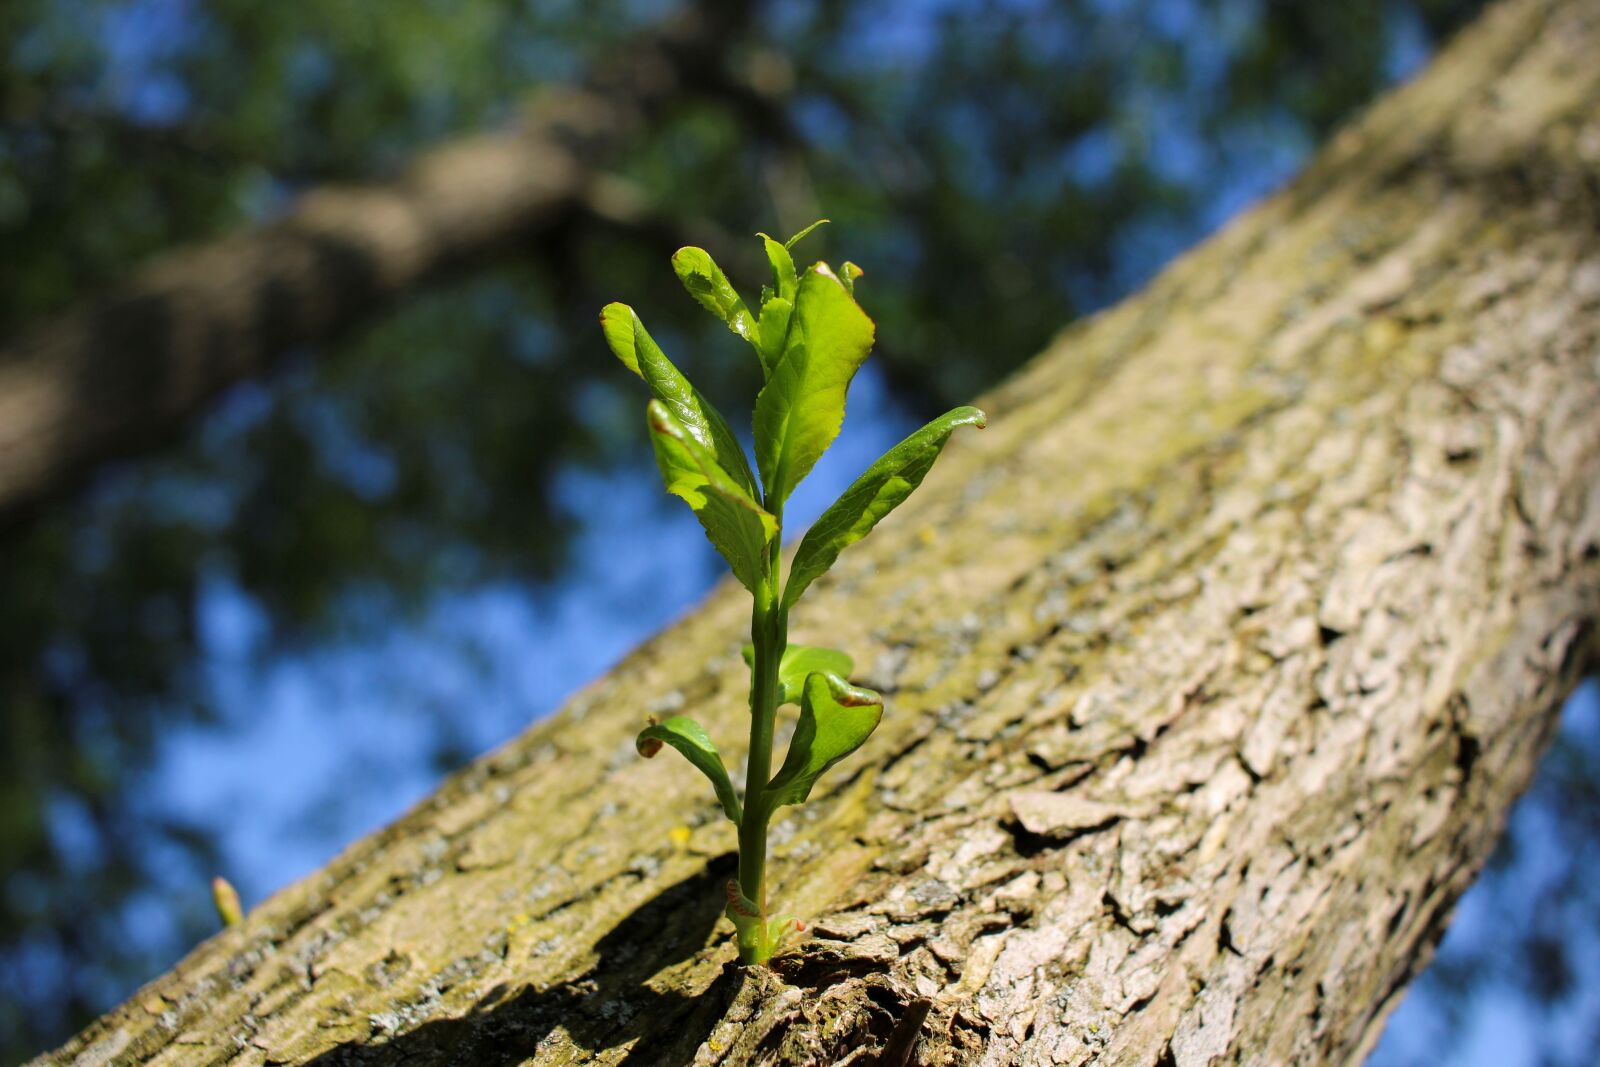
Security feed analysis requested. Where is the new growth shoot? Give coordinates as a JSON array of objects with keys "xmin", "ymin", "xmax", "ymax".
[{"xmin": 600, "ymin": 221, "xmax": 985, "ymax": 965}]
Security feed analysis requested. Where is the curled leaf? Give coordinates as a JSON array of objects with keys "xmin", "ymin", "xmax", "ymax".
[
  {"xmin": 648, "ymin": 401, "xmax": 776, "ymax": 592},
  {"xmin": 785, "ymin": 406, "xmax": 986, "ymax": 607},
  {"xmin": 757, "ymin": 235, "xmax": 798, "ymax": 308},
  {"xmin": 761, "ymin": 672, "xmax": 884, "ymax": 810},
  {"xmin": 599, "ymin": 303, "xmax": 643, "ymax": 376},
  {"xmin": 839, "ymin": 261, "xmax": 863, "ymax": 294},
  {"xmin": 672, "ymin": 247, "xmax": 756, "ymax": 344},
  {"xmin": 742, "ymin": 643, "xmax": 855, "ymax": 705},
  {"xmin": 637, "ymin": 715, "xmax": 743, "ymax": 823},
  {"xmin": 755, "ymin": 296, "xmax": 793, "ymax": 378},
  {"xmin": 725, "ymin": 879, "xmax": 760, "ymax": 917}
]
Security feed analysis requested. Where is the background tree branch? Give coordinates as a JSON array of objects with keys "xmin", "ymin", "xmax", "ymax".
[{"xmin": 0, "ymin": 1, "xmax": 775, "ymax": 529}]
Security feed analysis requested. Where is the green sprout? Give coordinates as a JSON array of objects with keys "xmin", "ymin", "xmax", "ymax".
[{"xmin": 600, "ymin": 221, "xmax": 985, "ymax": 965}]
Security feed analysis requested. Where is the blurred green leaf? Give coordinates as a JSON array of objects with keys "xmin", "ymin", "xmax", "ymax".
[{"xmin": 211, "ymin": 876, "xmax": 243, "ymax": 927}]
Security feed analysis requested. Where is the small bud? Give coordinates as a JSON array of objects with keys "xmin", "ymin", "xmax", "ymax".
[
  {"xmin": 841, "ymin": 261, "xmax": 864, "ymax": 294},
  {"xmin": 212, "ymin": 876, "xmax": 243, "ymax": 928},
  {"xmin": 637, "ymin": 715, "xmax": 665, "ymax": 758}
]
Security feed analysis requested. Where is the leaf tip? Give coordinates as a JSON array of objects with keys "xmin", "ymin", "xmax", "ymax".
[
  {"xmin": 599, "ymin": 302, "xmax": 645, "ymax": 377},
  {"xmin": 670, "ymin": 246, "xmax": 707, "ymax": 274},
  {"xmin": 813, "ymin": 670, "xmax": 883, "ymax": 708},
  {"xmin": 840, "ymin": 261, "xmax": 864, "ymax": 294},
  {"xmin": 785, "ymin": 218, "xmax": 830, "ymax": 249},
  {"xmin": 645, "ymin": 399, "xmax": 674, "ymax": 435}
]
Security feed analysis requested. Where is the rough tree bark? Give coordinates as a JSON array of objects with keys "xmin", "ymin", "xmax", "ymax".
[
  {"xmin": 0, "ymin": 2, "xmax": 770, "ymax": 527},
  {"xmin": 36, "ymin": 0, "xmax": 1600, "ymax": 1063}
]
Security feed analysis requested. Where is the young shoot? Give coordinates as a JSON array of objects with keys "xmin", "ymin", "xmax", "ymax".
[{"xmin": 600, "ymin": 221, "xmax": 985, "ymax": 965}]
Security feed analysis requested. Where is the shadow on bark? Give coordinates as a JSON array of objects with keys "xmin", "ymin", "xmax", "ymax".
[{"xmin": 302, "ymin": 854, "xmax": 744, "ymax": 1066}]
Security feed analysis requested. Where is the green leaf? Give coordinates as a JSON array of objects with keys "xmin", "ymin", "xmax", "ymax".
[
  {"xmin": 752, "ymin": 264, "xmax": 876, "ymax": 506},
  {"xmin": 647, "ymin": 401, "xmax": 777, "ymax": 593},
  {"xmin": 671, "ymin": 247, "xmax": 756, "ymax": 344},
  {"xmin": 599, "ymin": 302, "xmax": 644, "ymax": 376},
  {"xmin": 637, "ymin": 715, "xmax": 742, "ymax": 824},
  {"xmin": 754, "ymin": 296, "xmax": 792, "ymax": 378},
  {"xmin": 761, "ymin": 672, "xmax": 883, "ymax": 810},
  {"xmin": 741, "ymin": 643, "xmax": 855, "ymax": 704},
  {"xmin": 783, "ymin": 218, "xmax": 829, "ymax": 250},
  {"xmin": 758, "ymin": 235, "xmax": 797, "ymax": 306},
  {"xmin": 600, "ymin": 302, "xmax": 758, "ymax": 495},
  {"xmin": 785, "ymin": 406, "xmax": 986, "ymax": 607}
]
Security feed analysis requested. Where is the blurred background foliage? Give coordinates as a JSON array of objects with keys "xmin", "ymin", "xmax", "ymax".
[{"xmin": 9, "ymin": 0, "xmax": 1595, "ymax": 1063}]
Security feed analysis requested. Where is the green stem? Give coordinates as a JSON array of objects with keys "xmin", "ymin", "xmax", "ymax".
[{"xmin": 736, "ymin": 508, "xmax": 786, "ymax": 964}]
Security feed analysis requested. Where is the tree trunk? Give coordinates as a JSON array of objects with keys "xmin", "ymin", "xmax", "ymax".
[
  {"xmin": 0, "ymin": 3, "xmax": 762, "ymax": 528},
  {"xmin": 35, "ymin": 0, "xmax": 1600, "ymax": 1063}
]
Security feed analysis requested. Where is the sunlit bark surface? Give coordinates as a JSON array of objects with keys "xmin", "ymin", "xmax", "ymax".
[{"xmin": 37, "ymin": 0, "xmax": 1600, "ymax": 1062}]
